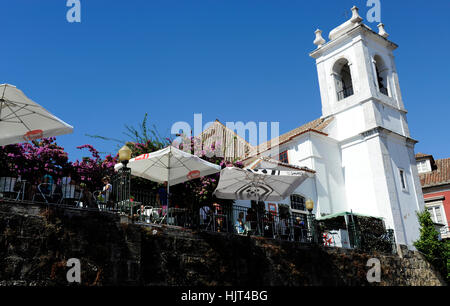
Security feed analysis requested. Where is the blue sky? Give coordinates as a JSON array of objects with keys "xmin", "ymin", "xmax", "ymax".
[{"xmin": 3, "ymin": 0, "xmax": 450, "ymax": 161}]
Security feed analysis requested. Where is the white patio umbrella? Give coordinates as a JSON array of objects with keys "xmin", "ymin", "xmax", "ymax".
[
  {"xmin": 213, "ymin": 167, "xmax": 313, "ymax": 202},
  {"xmin": 0, "ymin": 84, "xmax": 73, "ymax": 146},
  {"xmin": 213, "ymin": 167, "xmax": 313, "ymax": 234},
  {"xmin": 114, "ymin": 145, "xmax": 222, "ymax": 219}
]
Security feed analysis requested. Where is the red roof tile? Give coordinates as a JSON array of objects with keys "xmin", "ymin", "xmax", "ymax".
[
  {"xmin": 415, "ymin": 152, "xmax": 433, "ymax": 159},
  {"xmin": 419, "ymin": 157, "xmax": 450, "ymax": 188},
  {"xmin": 243, "ymin": 117, "xmax": 334, "ymax": 160}
]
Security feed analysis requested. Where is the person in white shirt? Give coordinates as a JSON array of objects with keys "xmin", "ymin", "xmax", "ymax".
[{"xmin": 101, "ymin": 176, "xmax": 112, "ymax": 209}]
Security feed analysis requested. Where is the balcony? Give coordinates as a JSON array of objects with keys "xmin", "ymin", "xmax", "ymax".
[{"xmin": 337, "ymin": 86, "xmax": 354, "ymax": 101}]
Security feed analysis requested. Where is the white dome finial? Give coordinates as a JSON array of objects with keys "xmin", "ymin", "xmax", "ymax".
[
  {"xmin": 350, "ymin": 6, "xmax": 363, "ymax": 23},
  {"xmin": 313, "ymin": 29, "xmax": 326, "ymax": 48},
  {"xmin": 377, "ymin": 23, "xmax": 389, "ymax": 38}
]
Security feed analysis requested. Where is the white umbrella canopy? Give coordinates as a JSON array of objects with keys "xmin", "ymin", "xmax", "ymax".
[
  {"xmin": 0, "ymin": 84, "xmax": 73, "ymax": 146},
  {"xmin": 213, "ymin": 167, "xmax": 313, "ymax": 202},
  {"xmin": 114, "ymin": 145, "xmax": 222, "ymax": 186}
]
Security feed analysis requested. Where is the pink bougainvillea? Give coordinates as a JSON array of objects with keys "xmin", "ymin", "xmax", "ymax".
[
  {"xmin": 0, "ymin": 133, "xmax": 242, "ymax": 207},
  {"xmin": 0, "ymin": 138, "xmax": 117, "ymax": 189}
]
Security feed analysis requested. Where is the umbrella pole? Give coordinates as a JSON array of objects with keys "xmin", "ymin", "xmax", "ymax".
[
  {"xmin": 254, "ymin": 183, "xmax": 261, "ymax": 236},
  {"xmin": 167, "ymin": 182, "xmax": 170, "ymax": 225},
  {"xmin": 167, "ymin": 147, "xmax": 171, "ymax": 225}
]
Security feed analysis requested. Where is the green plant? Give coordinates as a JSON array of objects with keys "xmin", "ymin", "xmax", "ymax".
[{"xmin": 414, "ymin": 210, "xmax": 448, "ymax": 283}]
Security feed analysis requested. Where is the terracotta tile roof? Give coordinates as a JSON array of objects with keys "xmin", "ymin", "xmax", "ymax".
[
  {"xmin": 415, "ymin": 152, "xmax": 433, "ymax": 159},
  {"xmin": 245, "ymin": 157, "xmax": 316, "ymax": 174},
  {"xmin": 244, "ymin": 117, "xmax": 334, "ymax": 159},
  {"xmin": 203, "ymin": 116, "xmax": 334, "ymax": 162},
  {"xmin": 419, "ymin": 157, "xmax": 450, "ymax": 188}
]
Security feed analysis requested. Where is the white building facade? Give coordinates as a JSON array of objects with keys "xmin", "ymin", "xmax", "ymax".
[{"xmin": 208, "ymin": 7, "xmax": 425, "ymax": 249}]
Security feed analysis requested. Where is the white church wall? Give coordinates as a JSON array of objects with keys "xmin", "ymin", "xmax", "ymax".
[
  {"xmin": 340, "ymin": 138, "xmax": 380, "ymax": 218},
  {"xmin": 326, "ymin": 104, "xmax": 365, "ymax": 141},
  {"xmin": 375, "ymin": 102, "xmax": 405, "ymax": 136},
  {"xmin": 385, "ymin": 135, "xmax": 423, "ymax": 246},
  {"xmin": 309, "ymin": 134, "xmax": 347, "ymax": 216},
  {"xmin": 288, "ymin": 136, "xmax": 313, "ymax": 166}
]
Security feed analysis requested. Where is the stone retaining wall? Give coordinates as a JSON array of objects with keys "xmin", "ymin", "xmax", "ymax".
[{"xmin": 0, "ymin": 201, "xmax": 446, "ymax": 286}]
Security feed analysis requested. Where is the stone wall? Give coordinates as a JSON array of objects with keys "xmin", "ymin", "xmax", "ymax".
[{"xmin": 0, "ymin": 201, "xmax": 446, "ymax": 286}]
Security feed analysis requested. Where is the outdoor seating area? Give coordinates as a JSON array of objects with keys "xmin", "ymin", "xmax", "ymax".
[
  {"xmin": 0, "ymin": 172, "xmax": 398, "ymax": 254},
  {"xmin": 0, "ymin": 144, "xmax": 397, "ymax": 253},
  {"xmin": 0, "ymin": 172, "xmax": 314, "ymax": 243},
  {"xmin": 0, "ymin": 177, "xmax": 107, "ymax": 209}
]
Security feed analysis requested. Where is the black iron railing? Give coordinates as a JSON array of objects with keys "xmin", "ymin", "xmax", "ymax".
[
  {"xmin": 1, "ymin": 175, "xmax": 397, "ymax": 253},
  {"xmin": 380, "ymin": 86, "xmax": 388, "ymax": 96},
  {"xmin": 337, "ymin": 86, "xmax": 354, "ymax": 101},
  {"xmin": 0, "ymin": 176, "xmax": 107, "ymax": 209},
  {"xmin": 132, "ymin": 204, "xmax": 311, "ymax": 243}
]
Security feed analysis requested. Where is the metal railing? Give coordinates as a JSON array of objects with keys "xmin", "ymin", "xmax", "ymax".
[
  {"xmin": 0, "ymin": 176, "xmax": 108, "ymax": 209},
  {"xmin": 132, "ymin": 203, "xmax": 311, "ymax": 243},
  {"xmin": 0, "ymin": 177, "xmax": 25, "ymax": 201},
  {"xmin": 337, "ymin": 86, "xmax": 354, "ymax": 101},
  {"xmin": 1, "ymin": 175, "xmax": 398, "ymax": 252}
]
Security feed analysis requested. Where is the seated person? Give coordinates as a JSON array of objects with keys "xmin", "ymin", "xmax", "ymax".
[
  {"xmin": 78, "ymin": 183, "xmax": 94, "ymax": 208},
  {"xmin": 199, "ymin": 205, "xmax": 211, "ymax": 227},
  {"xmin": 156, "ymin": 182, "xmax": 168, "ymax": 210},
  {"xmin": 212, "ymin": 202, "xmax": 224, "ymax": 232},
  {"xmin": 41, "ymin": 174, "xmax": 54, "ymax": 196},
  {"xmin": 235, "ymin": 212, "xmax": 246, "ymax": 235},
  {"xmin": 293, "ymin": 217, "xmax": 306, "ymax": 241}
]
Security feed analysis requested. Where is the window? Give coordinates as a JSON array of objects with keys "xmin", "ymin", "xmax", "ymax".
[
  {"xmin": 374, "ymin": 55, "xmax": 389, "ymax": 96},
  {"xmin": 426, "ymin": 201, "xmax": 449, "ymax": 238},
  {"xmin": 417, "ymin": 160, "xmax": 431, "ymax": 173},
  {"xmin": 333, "ymin": 58, "xmax": 354, "ymax": 101},
  {"xmin": 399, "ymin": 169, "xmax": 407, "ymax": 191},
  {"xmin": 290, "ymin": 194, "xmax": 306, "ymax": 211},
  {"xmin": 427, "ymin": 205, "xmax": 445, "ymax": 224},
  {"xmin": 279, "ymin": 150, "xmax": 289, "ymax": 164}
]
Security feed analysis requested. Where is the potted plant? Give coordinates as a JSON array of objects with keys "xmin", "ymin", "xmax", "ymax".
[{"xmin": 97, "ymin": 193, "xmax": 105, "ymax": 202}]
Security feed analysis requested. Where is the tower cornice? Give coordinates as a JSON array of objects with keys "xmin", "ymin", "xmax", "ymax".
[{"xmin": 310, "ymin": 24, "xmax": 398, "ymax": 59}]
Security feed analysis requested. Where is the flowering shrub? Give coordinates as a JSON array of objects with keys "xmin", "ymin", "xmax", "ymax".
[
  {"xmin": 0, "ymin": 138, "xmax": 117, "ymax": 189},
  {"xmin": 0, "ymin": 138, "xmax": 71, "ymax": 184},
  {"xmin": 171, "ymin": 135, "xmax": 244, "ymax": 208},
  {"xmin": 71, "ymin": 144, "xmax": 117, "ymax": 190},
  {"xmin": 121, "ymin": 133, "xmax": 244, "ymax": 208},
  {"xmin": 0, "ymin": 113, "xmax": 244, "ymax": 208}
]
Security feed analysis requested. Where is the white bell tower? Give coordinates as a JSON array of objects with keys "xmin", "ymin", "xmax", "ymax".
[{"xmin": 310, "ymin": 6, "xmax": 425, "ymax": 248}]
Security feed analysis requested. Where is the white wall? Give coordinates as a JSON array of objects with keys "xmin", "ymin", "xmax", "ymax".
[
  {"xmin": 384, "ymin": 135, "xmax": 423, "ymax": 246},
  {"xmin": 340, "ymin": 137, "xmax": 379, "ymax": 218},
  {"xmin": 238, "ymin": 132, "xmax": 346, "ymax": 218}
]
